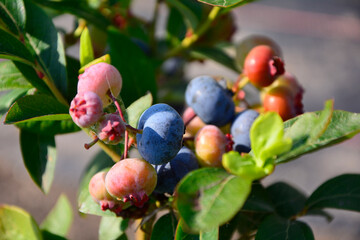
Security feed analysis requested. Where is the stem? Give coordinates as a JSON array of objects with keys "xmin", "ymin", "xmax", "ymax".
[
  {"xmin": 165, "ymin": 6, "xmax": 222, "ymax": 58},
  {"xmin": 33, "ymin": 65, "xmax": 68, "ymax": 107},
  {"xmin": 83, "ymin": 128, "xmax": 122, "ymax": 162},
  {"xmin": 123, "ymin": 131, "xmax": 128, "ymax": 159}
]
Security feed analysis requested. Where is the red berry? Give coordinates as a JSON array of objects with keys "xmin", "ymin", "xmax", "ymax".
[
  {"xmin": 263, "ymin": 86, "xmax": 296, "ymax": 121},
  {"xmin": 195, "ymin": 125, "xmax": 227, "ymax": 168},
  {"xmin": 89, "ymin": 171, "xmax": 123, "ymax": 213},
  {"xmin": 244, "ymin": 45, "xmax": 285, "ymax": 88},
  {"xmin": 105, "ymin": 158, "xmax": 157, "ymax": 208}
]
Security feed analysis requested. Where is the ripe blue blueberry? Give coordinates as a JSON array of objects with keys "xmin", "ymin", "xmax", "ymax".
[
  {"xmin": 153, "ymin": 147, "xmax": 199, "ymax": 193},
  {"xmin": 230, "ymin": 109, "xmax": 259, "ymax": 153},
  {"xmin": 185, "ymin": 76, "xmax": 235, "ymax": 127},
  {"xmin": 137, "ymin": 104, "xmax": 184, "ymax": 165}
]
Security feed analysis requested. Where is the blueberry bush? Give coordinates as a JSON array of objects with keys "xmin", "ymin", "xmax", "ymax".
[{"xmin": 0, "ymin": 0, "xmax": 360, "ymax": 239}]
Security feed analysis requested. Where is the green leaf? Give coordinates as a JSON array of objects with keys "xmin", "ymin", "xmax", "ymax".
[
  {"xmin": 78, "ymin": 54, "xmax": 111, "ymax": 74},
  {"xmin": 175, "ymin": 219, "xmax": 199, "ymax": 240},
  {"xmin": 276, "ymin": 100, "xmax": 334, "ymax": 164},
  {"xmin": 255, "ymin": 215, "xmax": 314, "ymax": 240},
  {"xmin": 242, "ymin": 182, "xmax": 274, "ymax": 212},
  {"xmin": 250, "ymin": 112, "xmax": 292, "ymax": 167},
  {"xmin": 5, "ymin": 94, "xmax": 70, "ymax": 124},
  {"xmin": 190, "ymin": 47, "xmax": 239, "ymax": 72},
  {"xmin": 78, "ymin": 151, "xmax": 116, "ymax": 217},
  {"xmin": 166, "ymin": 0, "xmax": 199, "ymax": 30},
  {"xmin": 0, "ymin": 0, "xmax": 26, "ymax": 35},
  {"xmin": 222, "ymin": 151, "xmax": 267, "ymax": 181},
  {"xmin": 267, "ymin": 182, "xmax": 306, "ymax": 218},
  {"xmin": 174, "ymin": 168, "xmax": 252, "ymax": 232},
  {"xmin": 126, "ymin": 92, "xmax": 153, "ymax": 128},
  {"xmin": 65, "ymin": 56, "xmax": 80, "ymax": 101},
  {"xmin": 20, "ymin": 130, "xmax": 56, "ymax": 194},
  {"xmin": 41, "ymin": 194, "xmax": 73, "ymax": 237},
  {"xmin": 200, "ymin": 228, "xmax": 218, "ymax": 240},
  {"xmin": 306, "ymin": 174, "xmax": 360, "ymax": 212},
  {"xmin": 0, "ymin": 88, "xmax": 28, "ymax": 119},
  {"xmin": 0, "ymin": 28, "xmax": 34, "ymax": 65},
  {"xmin": 24, "ymin": 1, "xmax": 68, "ymax": 98},
  {"xmin": 0, "ymin": 205, "xmax": 42, "ymax": 240},
  {"xmin": 31, "ymin": 0, "xmax": 110, "ymax": 29},
  {"xmin": 279, "ymin": 109, "xmax": 360, "ymax": 165},
  {"xmin": 15, "ymin": 118, "xmax": 80, "ymax": 135},
  {"xmin": 13, "ymin": 61, "xmax": 52, "ymax": 94},
  {"xmin": 0, "ymin": 60, "xmax": 32, "ymax": 90},
  {"xmin": 79, "ymin": 27, "xmax": 94, "ymax": 67},
  {"xmin": 108, "ymin": 28, "xmax": 157, "ymax": 106},
  {"xmin": 198, "ymin": 0, "xmax": 254, "ymax": 8},
  {"xmin": 99, "ymin": 216, "xmax": 128, "ymax": 240},
  {"xmin": 151, "ymin": 213, "xmax": 177, "ymax": 240}
]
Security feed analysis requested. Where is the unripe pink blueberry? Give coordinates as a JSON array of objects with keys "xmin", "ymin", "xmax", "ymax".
[
  {"xmin": 88, "ymin": 171, "xmax": 123, "ymax": 214},
  {"xmin": 69, "ymin": 91, "xmax": 103, "ymax": 128},
  {"xmin": 183, "ymin": 107, "xmax": 206, "ymax": 136},
  {"xmin": 105, "ymin": 158, "xmax": 157, "ymax": 208},
  {"xmin": 77, "ymin": 63, "xmax": 122, "ymax": 107},
  {"xmin": 96, "ymin": 113, "xmax": 126, "ymax": 145},
  {"xmin": 195, "ymin": 125, "xmax": 227, "ymax": 168}
]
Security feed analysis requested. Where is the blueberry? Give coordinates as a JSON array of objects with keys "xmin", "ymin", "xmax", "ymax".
[
  {"xmin": 230, "ymin": 109, "xmax": 259, "ymax": 153},
  {"xmin": 185, "ymin": 76, "xmax": 235, "ymax": 127},
  {"xmin": 137, "ymin": 104, "xmax": 184, "ymax": 165},
  {"xmin": 153, "ymin": 147, "xmax": 198, "ymax": 194}
]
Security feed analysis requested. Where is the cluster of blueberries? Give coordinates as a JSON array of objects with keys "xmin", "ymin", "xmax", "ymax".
[{"xmin": 77, "ymin": 44, "xmax": 304, "ymax": 215}]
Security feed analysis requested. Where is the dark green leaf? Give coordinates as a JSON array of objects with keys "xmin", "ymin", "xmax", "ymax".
[
  {"xmin": 126, "ymin": 92, "xmax": 152, "ymax": 128},
  {"xmin": 166, "ymin": 0, "xmax": 199, "ymax": 30},
  {"xmin": 65, "ymin": 56, "xmax": 80, "ymax": 101},
  {"xmin": 31, "ymin": 0, "xmax": 110, "ymax": 29},
  {"xmin": 15, "ymin": 118, "xmax": 80, "ymax": 135},
  {"xmin": 20, "ymin": 130, "xmax": 56, "ymax": 194},
  {"xmin": 175, "ymin": 219, "xmax": 199, "ymax": 240},
  {"xmin": 255, "ymin": 215, "xmax": 314, "ymax": 240},
  {"xmin": 0, "ymin": 0, "xmax": 26, "ymax": 35},
  {"xmin": 13, "ymin": 61, "xmax": 52, "ymax": 94},
  {"xmin": 108, "ymin": 28, "xmax": 157, "ymax": 106},
  {"xmin": 190, "ymin": 47, "xmax": 239, "ymax": 72},
  {"xmin": 99, "ymin": 216, "xmax": 128, "ymax": 240},
  {"xmin": 25, "ymin": 1, "xmax": 68, "ymax": 98},
  {"xmin": 41, "ymin": 231, "xmax": 67, "ymax": 240},
  {"xmin": 0, "ymin": 60, "xmax": 32, "ymax": 90},
  {"xmin": 200, "ymin": 228, "xmax": 218, "ymax": 240},
  {"xmin": 242, "ymin": 182, "xmax": 274, "ymax": 212},
  {"xmin": 306, "ymin": 174, "xmax": 360, "ymax": 212},
  {"xmin": 0, "ymin": 205, "xmax": 42, "ymax": 240},
  {"xmin": 198, "ymin": 0, "xmax": 254, "ymax": 8},
  {"xmin": 267, "ymin": 182, "xmax": 306, "ymax": 218},
  {"xmin": 174, "ymin": 168, "xmax": 252, "ymax": 232},
  {"xmin": 167, "ymin": 5, "xmax": 186, "ymax": 42},
  {"xmin": 79, "ymin": 27, "xmax": 94, "ymax": 67},
  {"xmin": 276, "ymin": 100, "xmax": 334, "ymax": 164},
  {"xmin": 0, "ymin": 28, "xmax": 34, "ymax": 65},
  {"xmin": 0, "ymin": 88, "xmax": 28, "ymax": 118},
  {"xmin": 41, "ymin": 194, "xmax": 73, "ymax": 237},
  {"xmin": 78, "ymin": 151, "xmax": 116, "ymax": 217},
  {"xmin": 5, "ymin": 94, "xmax": 70, "ymax": 124},
  {"xmin": 151, "ymin": 213, "xmax": 177, "ymax": 240}
]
